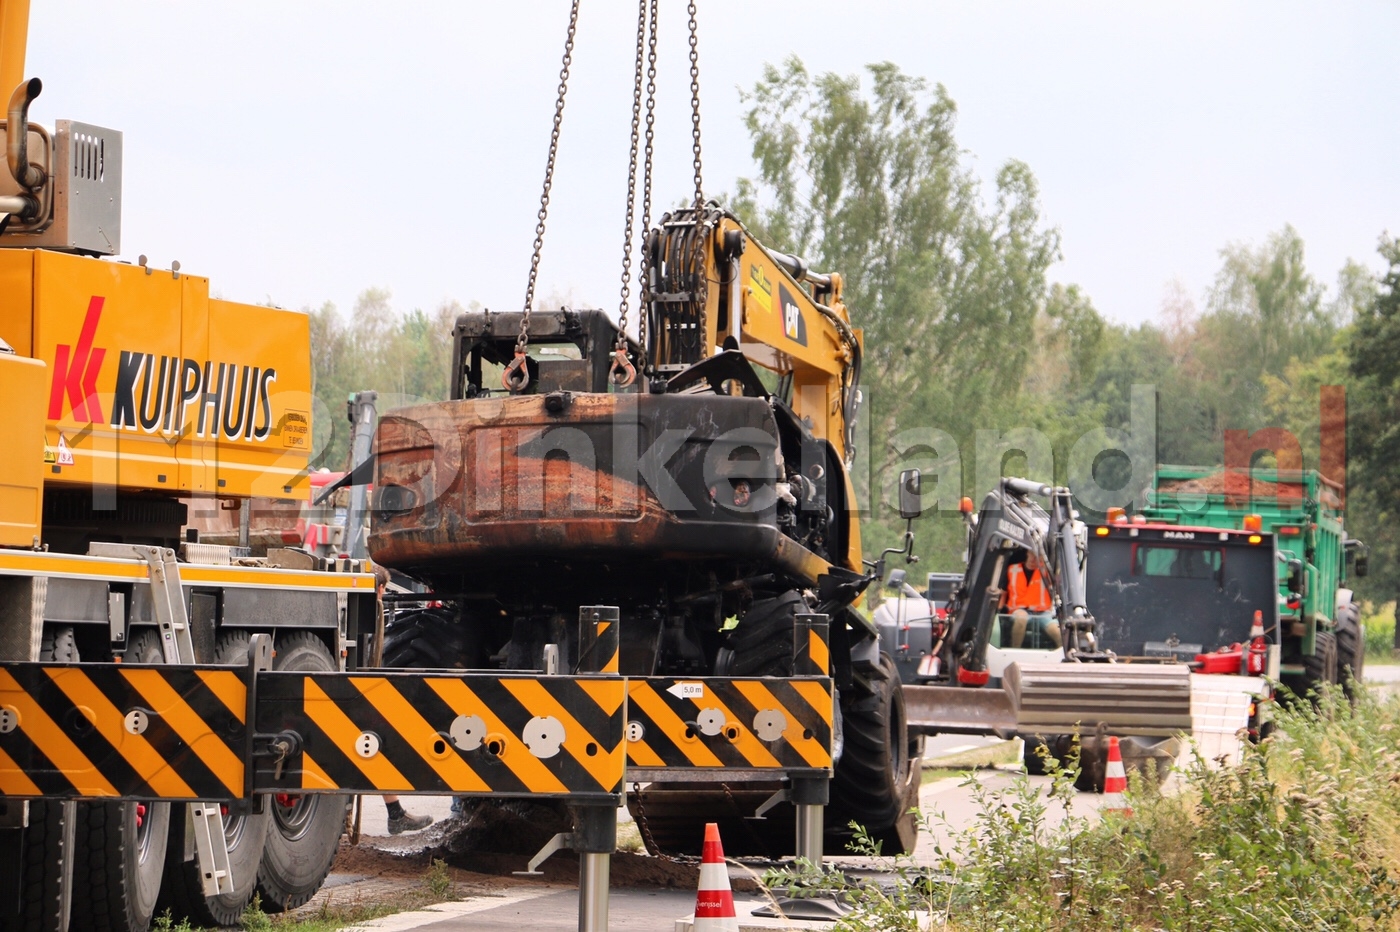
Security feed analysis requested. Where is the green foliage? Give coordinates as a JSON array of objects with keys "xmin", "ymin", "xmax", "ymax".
[
  {"xmin": 730, "ymin": 57, "xmax": 1071, "ymax": 556},
  {"xmin": 424, "ymin": 857, "xmax": 454, "ymax": 900},
  {"xmin": 768, "ymin": 687, "xmax": 1400, "ymax": 930},
  {"xmin": 308, "ymin": 290, "xmax": 465, "ymax": 468},
  {"xmin": 1364, "ymin": 602, "xmax": 1396, "ymax": 661},
  {"xmin": 240, "ymin": 893, "xmax": 273, "ymax": 932},
  {"xmin": 150, "ymin": 910, "xmax": 194, "ymax": 932}
]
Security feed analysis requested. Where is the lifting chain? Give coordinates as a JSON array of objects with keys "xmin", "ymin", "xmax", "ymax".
[
  {"xmin": 610, "ymin": 0, "xmax": 653, "ymax": 389},
  {"xmin": 506, "ymin": 0, "xmax": 581, "ymax": 394},
  {"xmin": 636, "ymin": 0, "xmax": 659, "ymax": 363},
  {"xmin": 687, "ymin": 0, "xmax": 704, "ymax": 207}
]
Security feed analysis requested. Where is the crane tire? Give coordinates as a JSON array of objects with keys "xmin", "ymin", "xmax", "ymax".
[
  {"xmin": 156, "ymin": 631, "xmax": 271, "ymax": 928},
  {"xmin": 828, "ymin": 652, "xmax": 921, "ymax": 854},
  {"xmin": 70, "ymin": 630, "xmax": 170, "ymax": 932},
  {"xmin": 0, "ymin": 628, "xmax": 79, "ymax": 932},
  {"xmin": 255, "ymin": 632, "xmax": 348, "ymax": 912}
]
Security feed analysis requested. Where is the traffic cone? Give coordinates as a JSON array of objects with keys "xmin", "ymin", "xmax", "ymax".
[
  {"xmin": 1101, "ymin": 735, "xmax": 1132, "ymax": 816},
  {"xmin": 692, "ymin": 822, "xmax": 739, "ymax": 932}
]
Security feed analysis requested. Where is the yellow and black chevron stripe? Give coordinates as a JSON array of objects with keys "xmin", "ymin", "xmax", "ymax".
[
  {"xmin": 625, "ymin": 677, "xmax": 832, "ymax": 771},
  {"xmin": 254, "ymin": 672, "xmax": 626, "ymax": 798},
  {"xmin": 0, "ymin": 663, "xmax": 247, "ymax": 800}
]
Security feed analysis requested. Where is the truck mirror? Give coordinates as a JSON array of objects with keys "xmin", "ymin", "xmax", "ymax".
[
  {"xmin": 1355, "ymin": 555, "xmax": 1369, "ymax": 578},
  {"xmin": 1286, "ymin": 558, "xmax": 1307, "ymax": 596},
  {"xmin": 885, "ymin": 568, "xmax": 907, "ymax": 591},
  {"xmin": 898, "ymin": 469, "xmax": 922, "ymax": 520}
]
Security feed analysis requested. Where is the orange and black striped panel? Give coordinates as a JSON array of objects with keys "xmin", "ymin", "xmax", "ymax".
[
  {"xmin": 0, "ymin": 663, "xmax": 247, "ymax": 800},
  {"xmin": 253, "ymin": 671, "xmax": 626, "ymax": 800},
  {"xmin": 625, "ymin": 677, "xmax": 832, "ymax": 772}
]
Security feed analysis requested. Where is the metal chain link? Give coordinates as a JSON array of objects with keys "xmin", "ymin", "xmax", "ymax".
[
  {"xmin": 686, "ymin": 0, "xmax": 703, "ymax": 207},
  {"xmin": 609, "ymin": 0, "xmax": 650, "ymax": 388},
  {"xmin": 506, "ymin": 0, "xmax": 581, "ymax": 393},
  {"xmin": 636, "ymin": 0, "xmax": 659, "ymax": 359}
]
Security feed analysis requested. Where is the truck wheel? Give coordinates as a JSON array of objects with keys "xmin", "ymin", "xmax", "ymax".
[
  {"xmin": 255, "ymin": 632, "xmax": 348, "ymax": 912},
  {"xmin": 71, "ymin": 631, "xmax": 170, "ymax": 932},
  {"xmin": 156, "ymin": 632, "xmax": 271, "ymax": 927},
  {"xmin": 1298, "ymin": 631, "xmax": 1338, "ymax": 701},
  {"xmin": 1334, "ymin": 603, "xmax": 1365, "ymax": 698},
  {"xmin": 829, "ymin": 653, "xmax": 921, "ymax": 853},
  {"xmin": 0, "ymin": 629, "xmax": 79, "ymax": 932},
  {"xmin": 724, "ymin": 591, "xmax": 805, "ymax": 677}
]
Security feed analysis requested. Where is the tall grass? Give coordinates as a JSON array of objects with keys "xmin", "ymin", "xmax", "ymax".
[{"xmin": 770, "ymin": 685, "xmax": 1400, "ymax": 931}]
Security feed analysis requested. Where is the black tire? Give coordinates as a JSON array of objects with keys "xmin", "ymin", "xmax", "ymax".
[
  {"xmin": 829, "ymin": 653, "xmax": 922, "ymax": 854},
  {"xmin": 1022, "ymin": 737, "xmax": 1050, "ymax": 776},
  {"xmin": 71, "ymin": 631, "xmax": 170, "ymax": 932},
  {"xmin": 255, "ymin": 632, "xmax": 348, "ymax": 913},
  {"xmin": 0, "ymin": 628, "xmax": 80, "ymax": 932},
  {"xmin": 156, "ymin": 632, "xmax": 271, "ymax": 928},
  {"xmin": 1335, "ymin": 603, "xmax": 1365, "ymax": 699},
  {"xmin": 725, "ymin": 591, "xmax": 805, "ymax": 677},
  {"xmin": 1300, "ymin": 630, "xmax": 1338, "ymax": 700},
  {"xmin": 381, "ymin": 608, "xmax": 473, "ymax": 669}
]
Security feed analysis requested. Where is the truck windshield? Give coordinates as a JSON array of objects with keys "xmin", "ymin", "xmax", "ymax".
[{"xmin": 1133, "ymin": 544, "xmax": 1222, "ymax": 581}]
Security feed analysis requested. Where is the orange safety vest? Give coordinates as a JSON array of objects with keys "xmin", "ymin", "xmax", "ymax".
[{"xmin": 1003, "ymin": 565, "xmax": 1052, "ymax": 613}]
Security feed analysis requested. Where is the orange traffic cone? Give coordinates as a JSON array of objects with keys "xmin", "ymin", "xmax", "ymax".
[
  {"xmin": 1101, "ymin": 735, "xmax": 1132, "ymax": 816},
  {"xmin": 692, "ymin": 822, "xmax": 739, "ymax": 932}
]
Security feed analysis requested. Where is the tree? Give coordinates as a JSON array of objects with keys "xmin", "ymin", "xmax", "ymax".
[{"xmin": 731, "ymin": 58, "xmax": 1064, "ymax": 562}]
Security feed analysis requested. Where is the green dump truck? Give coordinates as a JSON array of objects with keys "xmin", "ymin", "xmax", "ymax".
[{"xmin": 1135, "ymin": 465, "xmax": 1368, "ymax": 698}]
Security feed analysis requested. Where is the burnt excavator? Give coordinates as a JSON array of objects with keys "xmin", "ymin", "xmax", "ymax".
[{"xmin": 370, "ymin": 205, "xmax": 925, "ymax": 855}]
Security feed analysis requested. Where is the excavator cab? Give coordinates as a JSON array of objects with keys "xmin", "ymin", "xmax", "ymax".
[{"xmin": 451, "ymin": 308, "xmax": 635, "ymax": 397}]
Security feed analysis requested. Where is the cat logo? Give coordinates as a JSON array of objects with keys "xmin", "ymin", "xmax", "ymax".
[{"xmin": 778, "ymin": 284, "xmax": 808, "ymax": 346}]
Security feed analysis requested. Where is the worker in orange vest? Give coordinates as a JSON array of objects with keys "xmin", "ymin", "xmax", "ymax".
[{"xmin": 1003, "ymin": 556, "xmax": 1061, "ymax": 648}]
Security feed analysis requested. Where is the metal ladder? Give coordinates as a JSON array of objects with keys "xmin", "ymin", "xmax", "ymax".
[{"xmin": 90, "ymin": 543, "xmax": 236, "ymax": 897}]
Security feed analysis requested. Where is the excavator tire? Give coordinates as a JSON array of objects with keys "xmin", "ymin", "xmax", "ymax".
[
  {"xmin": 381, "ymin": 608, "xmax": 473, "ymax": 669},
  {"xmin": 829, "ymin": 652, "xmax": 922, "ymax": 854},
  {"xmin": 1335, "ymin": 603, "xmax": 1365, "ymax": 699},
  {"xmin": 255, "ymin": 633, "xmax": 348, "ymax": 912},
  {"xmin": 0, "ymin": 629, "xmax": 78, "ymax": 932},
  {"xmin": 71, "ymin": 630, "xmax": 171, "ymax": 932},
  {"xmin": 725, "ymin": 591, "xmax": 805, "ymax": 677},
  {"xmin": 157, "ymin": 632, "xmax": 271, "ymax": 928}
]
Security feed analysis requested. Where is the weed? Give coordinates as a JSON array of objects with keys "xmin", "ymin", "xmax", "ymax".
[
  {"xmin": 240, "ymin": 893, "xmax": 272, "ymax": 932},
  {"xmin": 150, "ymin": 910, "xmax": 193, "ymax": 932},
  {"xmin": 424, "ymin": 857, "xmax": 454, "ymax": 900}
]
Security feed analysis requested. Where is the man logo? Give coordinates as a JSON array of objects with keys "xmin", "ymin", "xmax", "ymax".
[{"xmin": 777, "ymin": 284, "xmax": 807, "ymax": 347}]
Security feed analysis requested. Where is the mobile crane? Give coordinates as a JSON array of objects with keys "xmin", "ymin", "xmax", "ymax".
[{"xmin": 0, "ymin": 2, "xmax": 374, "ymax": 928}]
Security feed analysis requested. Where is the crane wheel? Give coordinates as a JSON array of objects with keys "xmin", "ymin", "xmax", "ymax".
[
  {"xmin": 1334, "ymin": 603, "xmax": 1365, "ymax": 700},
  {"xmin": 828, "ymin": 652, "xmax": 922, "ymax": 854},
  {"xmin": 0, "ymin": 628, "xmax": 79, "ymax": 932},
  {"xmin": 254, "ymin": 633, "xmax": 348, "ymax": 912},
  {"xmin": 156, "ymin": 631, "xmax": 272, "ymax": 928}
]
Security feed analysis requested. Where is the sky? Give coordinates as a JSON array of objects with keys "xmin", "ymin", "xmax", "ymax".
[{"xmin": 26, "ymin": 1, "xmax": 1400, "ymax": 329}]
